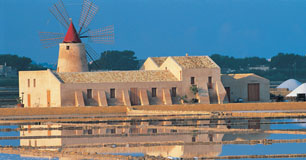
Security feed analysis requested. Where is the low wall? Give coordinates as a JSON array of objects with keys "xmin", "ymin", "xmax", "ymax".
[
  {"xmin": 133, "ymin": 102, "xmax": 306, "ymax": 112},
  {"xmin": 0, "ymin": 106, "xmax": 127, "ymax": 117}
]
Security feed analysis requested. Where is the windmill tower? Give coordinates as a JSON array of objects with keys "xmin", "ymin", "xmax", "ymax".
[{"xmin": 39, "ymin": 0, "xmax": 114, "ymax": 72}]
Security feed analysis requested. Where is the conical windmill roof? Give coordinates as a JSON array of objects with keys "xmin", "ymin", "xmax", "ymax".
[
  {"xmin": 277, "ymin": 79, "xmax": 301, "ymax": 91},
  {"xmin": 63, "ymin": 22, "xmax": 81, "ymax": 43},
  {"xmin": 286, "ymin": 83, "xmax": 306, "ymax": 97}
]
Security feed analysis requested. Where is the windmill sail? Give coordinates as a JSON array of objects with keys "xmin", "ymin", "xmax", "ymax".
[
  {"xmin": 39, "ymin": 32, "xmax": 65, "ymax": 48},
  {"xmin": 87, "ymin": 25, "xmax": 114, "ymax": 44},
  {"xmin": 78, "ymin": 0, "xmax": 99, "ymax": 34},
  {"xmin": 49, "ymin": 0, "xmax": 70, "ymax": 29},
  {"xmin": 85, "ymin": 44, "xmax": 101, "ymax": 69}
]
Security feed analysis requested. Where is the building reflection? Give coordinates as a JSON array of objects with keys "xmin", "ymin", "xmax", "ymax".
[{"xmin": 19, "ymin": 118, "xmax": 270, "ymax": 159}]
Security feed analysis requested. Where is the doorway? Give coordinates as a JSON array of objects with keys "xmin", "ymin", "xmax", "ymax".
[
  {"xmin": 248, "ymin": 83, "xmax": 260, "ymax": 101},
  {"xmin": 130, "ymin": 88, "xmax": 139, "ymax": 105},
  {"xmin": 27, "ymin": 94, "xmax": 31, "ymax": 107}
]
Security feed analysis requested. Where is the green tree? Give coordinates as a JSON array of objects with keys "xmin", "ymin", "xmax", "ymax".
[
  {"xmin": 0, "ymin": 54, "xmax": 32, "ymax": 71},
  {"xmin": 0, "ymin": 54, "xmax": 46, "ymax": 71},
  {"xmin": 92, "ymin": 50, "xmax": 139, "ymax": 70},
  {"xmin": 270, "ymin": 53, "xmax": 306, "ymax": 69}
]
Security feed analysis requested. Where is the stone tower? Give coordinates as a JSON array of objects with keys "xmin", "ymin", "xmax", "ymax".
[{"xmin": 57, "ymin": 22, "xmax": 88, "ymax": 72}]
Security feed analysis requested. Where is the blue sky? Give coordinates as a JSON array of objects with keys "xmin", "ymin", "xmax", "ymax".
[{"xmin": 1, "ymin": 0, "xmax": 306, "ymax": 63}]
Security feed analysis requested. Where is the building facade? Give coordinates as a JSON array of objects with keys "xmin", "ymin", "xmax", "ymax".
[
  {"xmin": 19, "ymin": 55, "xmax": 227, "ymax": 107},
  {"xmin": 221, "ymin": 73, "xmax": 270, "ymax": 103}
]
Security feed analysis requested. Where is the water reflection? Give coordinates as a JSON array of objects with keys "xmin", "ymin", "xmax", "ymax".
[{"xmin": 18, "ymin": 118, "xmax": 271, "ymax": 159}]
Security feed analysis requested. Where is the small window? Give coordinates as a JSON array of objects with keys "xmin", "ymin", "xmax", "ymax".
[
  {"xmin": 192, "ymin": 136, "xmax": 196, "ymax": 142},
  {"xmin": 171, "ymin": 87, "xmax": 176, "ymax": 97},
  {"xmin": 28, "ymin": 79, "xmax": 30, "ymax": 87},
  {"xmin": 87, "ymin": 89, "xmax": 92, "ymax": 99},
  {"xmin": 152, "ymin": 88, "xmax": 157, "ymax": 97},
  {"xmin": 208, "ymin": 76, "xmax": 212, "ymax": 83},
  {"xmin": 208, "ymin": 133, "xmax": 213, "ymax": 142},
  {"xmin": 148, "ymin": 128, "xmax": 157, "ymax": 134},
  {"xmin": 66, "ymin": 46, "xmax": 70, "ymax": 50},
  {"xmin": 106, "ymin": 128, "xmax": 116, "ymax": 134},
  {"xmin": 170, "ymin": 129, "xmax": 177, "ymax": 133},
  {"xmin": 33, "ymin": 79, "xmax": 36, "ymax": 88},
  {"xmin": 208, "ymin": 76, "xmax": 213, "ymax": 89},
  {"xmin": 191, "ymin": 77, "xmax": 195, "ymax": 85},
  {"xmin": 110, "ymin": 88, "xmax": 115, "ymax": 98},
  {"xmin": 83, "ymin": 129, "xmax": 93, "ymax": 135}
]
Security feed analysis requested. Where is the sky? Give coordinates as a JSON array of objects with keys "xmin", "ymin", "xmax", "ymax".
[{"xmin": 1, "ymin": 0, "xmax": 306, "ymax": 64}]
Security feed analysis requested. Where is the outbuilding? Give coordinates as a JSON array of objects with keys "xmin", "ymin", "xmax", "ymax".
[{"xmin": 221, "ymin": 73, "xmax": 270, "ymax": 103}]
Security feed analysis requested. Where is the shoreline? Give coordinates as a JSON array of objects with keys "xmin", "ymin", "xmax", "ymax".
[{"xmin": 0, "ymin": 102, "xmax": 305, "ymax": 117}]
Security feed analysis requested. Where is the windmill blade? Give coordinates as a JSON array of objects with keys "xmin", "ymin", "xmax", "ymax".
[
  {"xmin": 85, "ymin": 44, "xmax": 101, "ymax": 69},
  {"xmin": 39, "ymin": 32, "xmax": 65, "ymax": 48},
  {"xmin": 49, "ymin": 0, "xmax": 70, "ymax": 29},
  {"xmin": 86, "ymin": 25, "xmax": 114, "ymax": 44},
  {"xmin": 78, "ymin": 0, "xmax": 99, "ymax": 34}
]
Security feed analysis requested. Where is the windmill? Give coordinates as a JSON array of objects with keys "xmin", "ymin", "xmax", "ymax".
[{"xmin": 39, "ymin": 0, "xmax": 114, "ymax": 72}]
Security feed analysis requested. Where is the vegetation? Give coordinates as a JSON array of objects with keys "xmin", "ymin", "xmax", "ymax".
[
  {"xmin": 190, "ymin": 85, "xmax": 199, "ymax": 95},
  {"xmin": 2, "ymin": 51, "xmax": 306, "ymax": 84},
  {"xmin": 90, "ymin": 50, "xmax": 139, "ymax": 71},
  {"xmin": 210, "ymin": 53, "xmax": 306, "ymax": 82},
  {"xmin": 0, "ymin": 54, "xmax": 46, "ymax": 71}
]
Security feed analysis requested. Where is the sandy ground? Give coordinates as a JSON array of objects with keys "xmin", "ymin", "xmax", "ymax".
[{"xmin": 0, "ymin": 102, "xmax": 305, "ymax": 117}]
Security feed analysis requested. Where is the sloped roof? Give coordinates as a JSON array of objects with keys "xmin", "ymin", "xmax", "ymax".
[
  {"xmin": 150, "ymin": 57, "xmax": 168, "ymax": 67},
  {"xmin": 63, "ymin": 22, "xmax": 81, "ymax": 43},
  {"xmin": 171, "ymin": 56, "xmax": 219, "ymax": 69},
  {"xmin": 224, "ymin": 73, "xmax": 265, "ymax": 80},
  {"xmin": 286, "ymin": 83, "xmax": 306, "ymax": 97},
  {"xmin": 277, "ymin": 79, "xmax": 301, "ymax": 91},
  {"xmin": 55, "ymin": 70, "xmax": 178, "ymax": 83}
]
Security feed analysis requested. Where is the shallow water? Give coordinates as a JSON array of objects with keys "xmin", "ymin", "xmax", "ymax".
[{"xmin": 0, "ymin": 118, "xmax": 304, "ymax": 159}]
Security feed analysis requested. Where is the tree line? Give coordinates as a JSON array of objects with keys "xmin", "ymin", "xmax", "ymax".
[
  {"xmin": 2, "ymin": 52, "xmax": 306, "ymax": 82},
  {"xmin": 210, "ymin": 53, "xmax": 306, "ymax": 81},
  {"xmin": 0, "ymin": 54, "xmax": 46, "ymax": 71}
]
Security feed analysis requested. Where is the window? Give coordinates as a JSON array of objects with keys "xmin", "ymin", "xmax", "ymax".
[
  {"xmin": 208, "ymin": 76, "xmax": 212, "ymax": 83},
  {"xmin": 171, "ymin": 87, "xmax": 176, "ymax": 97},
  {"xmin": 83, "ymin": 129, "xmax": 93, "ymax": 135},
  {"xmin": 208, "ymin": 133, "xmax": 213, "ymax": 142},
  {"xmin": 28, "ymin": 79, "xmax": 30, "ymax": 87},
  {"xmin": 33, "ymin": 79, "xmax": 36, "ymax": 88},
  {"xmin": 110, "ymin": 88, "xmax": 115, "ymax": 98},
  {"xmin": 170, "ymin": 129, "xmax": 177, "ymax": 133},
  {"xmin": 208, "ymin": 76, "xmax": 213, "ymax": 89},
  {"xmin": 106, "ymin": 128, "xmax": 116, "ymax": 134},
  {"xmin": 152, "ymin": 88, "xmax": 157, "ymax": 97},
  {"xmin": 148, "ymin": 128, "xmax": 157, "ymax": 134},
  {"xmin": 192, "ymin": 136, "xmax": 196, "ymax": 142},
  {"xmin": 66, "ymin": 46, "xmax": 70, "ymax": 50},
  {"xmin": 191, "ymin": 77, "xmax": 195, "ymax": 85},
  {"xmin": 87, "ymin": 89, "xmax": 92, "ymax": 99}
]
